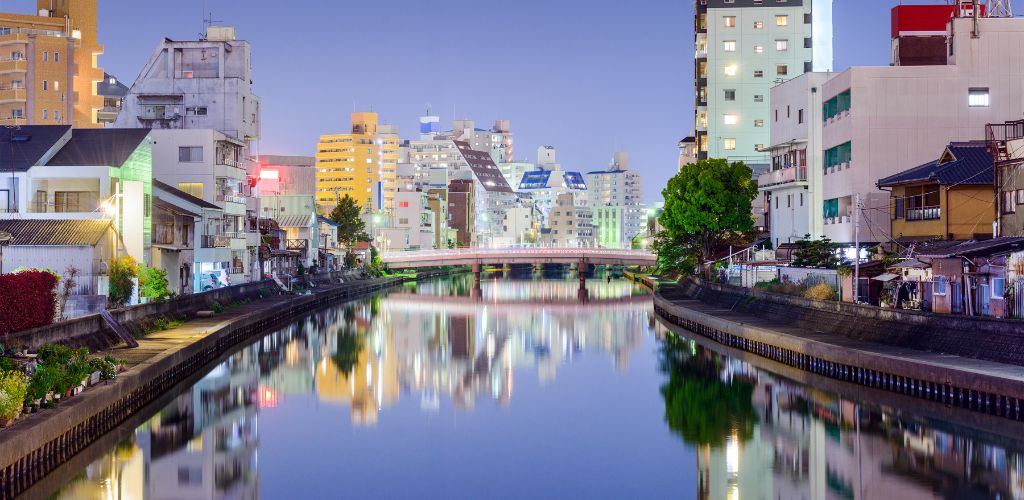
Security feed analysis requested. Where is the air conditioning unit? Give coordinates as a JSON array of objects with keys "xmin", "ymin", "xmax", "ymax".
[{"xmin": 38, "ymin": 9, "xmax": 49, "ymax": 16}]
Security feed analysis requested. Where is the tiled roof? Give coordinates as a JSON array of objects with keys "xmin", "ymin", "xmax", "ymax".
[
  {"xmin": 47, "ymin": 129, "xmax": 150, "ymax": 167},
  {"xmin": 0, "ymin": 126, "xmax": 70, "ymax": 172},
  {"xmin": 877, "ymin": 141, "xmax": 993, "ymax": 187},
  {"xmin": 276, "ymin": 214, "xmax": 313, "ymax": 228},
  {"xmin": 0, "ymin": 219, "xmax": 110, "ymax": 246}
]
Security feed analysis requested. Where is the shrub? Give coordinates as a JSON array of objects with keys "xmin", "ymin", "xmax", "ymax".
[
  {"xmin": 37, "ymin": 344, "xmax": 72, "ymax": 366},
  {"xmin": 0, "ymin": 270, "xmax": 59, "ymax": 334},
  {"xmin": 138, "ymin": 265, "xmax": 171, "ymax": 302},
  {"xmin": 211, "ymin": 302, "xmax": 225, "ymax": 314},
  {"xmin": 0, "ymin": 371, "xmax": 28, "ymax": 419},
  {"xmin": 89, "ymin": 356, "xmax": 121, "ymax": 381},
  {"xmin": 108, "ymin": 256, "xmax": 138, "ymax": 308},
  {"xmin": 803, "ymin": 282, "xmax": 836, "ymax": 301}
]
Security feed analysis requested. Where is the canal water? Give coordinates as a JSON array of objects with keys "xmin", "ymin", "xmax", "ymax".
[{"xmin": 43, "ymin": 274, "xmax": 1024, "ymax": 499}]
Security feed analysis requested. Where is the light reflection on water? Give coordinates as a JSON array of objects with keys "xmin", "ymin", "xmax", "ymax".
[{"xmin": 47, "ymin": 274, "xmax": 1024, "ymax": 499}]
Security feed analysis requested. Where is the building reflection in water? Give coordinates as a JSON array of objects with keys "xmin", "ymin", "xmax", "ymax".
[{"xmin": 657, "ymin": 326, "xmax": 1024, "ymax": 500}]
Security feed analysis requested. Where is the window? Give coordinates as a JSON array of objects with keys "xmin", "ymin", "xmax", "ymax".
[
  {"xmin": 754, "ymin": 21, "xmax": 764, "ymax": 29},
  {"xmin": 178, "ymin": 146, "xmax": 203, "ymax": 162},
  {"xmin": 787, "ymin": 194, "xmax": 792, "ymax": 208},
  {"xmin": 776, "ymin": 64, "xmax": 788, "ymax": 76},
  {"xmin": 754, "ymin": 119, "xmax": 765, "ymax": 127},
  {"xmin": 53, "ymin": 111, "xmax": 59, "ymax": 122},
  {"xmin": 53, "ymin": 81, "xmax": 59, "ymax": 91},
  {"xmin": 724, "ymin": 89, "xmax": 736, "ymax": 101},
  {"xmin": 723, "ymin": 138, "xmax": 737, "ymax": 150},
  {"xmin": 754, "ymin": 94, "xmax": 764, "ymax": 102},
  {"xmin": 799, "ymin": 193, "xmax": 804, "ymax": 206},
  {"xmin": 934, "ymin": 276, "xmax": 948, "ymax": 296},
  {"xmin": 1017, "ymin": 189, "xmax": 1024, "ymax": 204},
  {"xmin": 723, "ymin": 41, "xmax": 736, "ymax": 51},
  {"xmin": 398, "ymin": 201, "xmax": 409, "ymax": 208},
  {"xmin": 54, "ymin": 51, "xmax": 58, "ymax": 62},
  {"xmin": 993, "ymin": 277, "xmax": 1006, "ymax": 298},
  {"xmin": 186, "ymin": 106, "xmax": 208, "ymax": 116},
  {"xmin": 42, "ymin": 80, "xmax": 47, "ymax": 91},
  {"xmin": 823, "ymin": 89, "xmax": 852, "ymax": 120},
  {"xmin": 804, "ymin": 37, "xmax": 812, "ymax": 48},
  {"xmin": 755, "ymin": 144, "xmax": 765, "ymax": 152},
  {"xmin": 895, "ymin": 196, "xmax": 905, "ymax": 219},
  {"xmin": 754, "ymin": 70, "xmax": 764, "ymax": 78},
  {"xmin": 968, "ymin": 88, "xmax": 990, "ymax": 107},
  {"xmin": 42, "ymin": 51, "xmax": 48, "ymax": 62},
  {"xmin": 42, "ymin": 110, "xmax": 47, "ymax": 120},
  {"xmin": 1004, "ymin": 191, "xmax": 1017, "ymax": 214},
  {"xmin": 754, "ymin": 45, "xmax": 764, "ymax": 54},
  {"xmin": 798, "ymin": 109, "xmax": 804, "ymax": 124},
  {"xmin": 11, "ymin": 108, "xmax": 22, "ymax": 118},
  {"xmin": 724, "ymin": 64, "xmax": 738, "ymax": 76},
  {"xmin": 724, "ymin": 16, "xmax": 736, "ymax": 27},
  {"xmin": 776, "ymin": 39, "xmax": 789, "ymax": 51},
  {"xmin": 776, "ymin": 15, "xmax": 789, "ymax": 26},
  {"xmin": 724, "ymin": 114, "xmax": 738, "ymax": 125},
  {"xmin": 804, "ymin": 13, "xmax": 812, "ymax": 24},
  {"xmin": 824, "ymin": 142, "xmax": 853, "ymax": 168}
]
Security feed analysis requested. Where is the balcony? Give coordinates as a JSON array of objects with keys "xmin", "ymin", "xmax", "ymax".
[
  {"xmin": 906, "ymin": 206, "xmax": 941, "ymax": 221},
  {"xmin": 758, "ymin": 166, "xmax": 807, "ymax": 189},
  {"xmin": 201, "ymin": 234, "xmax": 231, "ymax": 248},
  {"xmin": 285, "ymin": 239, "xmax": 308, "ymax": 250},
  {"xmin": 0, "ymin": 58, "xmax": 26, "ymax": 74},
  {"xmin": 0, "ymin": 87, "xmax": 25, "ymax": 104}
]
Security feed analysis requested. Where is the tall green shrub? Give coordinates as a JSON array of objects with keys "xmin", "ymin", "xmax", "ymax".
[
  {"xmin": 138, "ymin": 265, "xmax": 171, "ymax": 301},
  {"xmin": 108, "ymin": 256, "xmax": 138, "ymax": 308}
]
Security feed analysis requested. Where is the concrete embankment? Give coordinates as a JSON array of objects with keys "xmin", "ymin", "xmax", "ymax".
[
  {"xmin": 654, "ymin": 279, "xmax": 1024, "ymax": 429},
  {"xmin": 0, "ymin": 269, "xmax": 460, "ymax": 499}
]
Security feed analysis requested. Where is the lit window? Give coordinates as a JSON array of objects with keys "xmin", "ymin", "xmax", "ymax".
[
  {"xmin": 754, "ymin": 21, "xmax": 764, "ymax": 29},
  {"xmin": 754, "ymin": 119, "xmax": 764, "ymax": 127},
  {"xmin": 776, "ymin": 39, "xmax": 788, "ymax": 51},
  {"xmin": 776, "ymin": 64, "xmax": 789, "ymax": 76},
  {"xmin": 724, "ymin": 114, "xmax": 738, "ymax": 125},
  {"xmin": 724, "ymin": 16, "xmax": 736, "ymax": 27},
  {"xmin": 724, "ymin": 64, "xmax": 738, "ymax": 76},
  {"xmin": 754, "ymin": 45, "xmax": 764, "ymax": 54},
  {"xmin": 723, "ymin": 41, "xmax": 736, "ymax": 52},
  {"xmin": 776, "ymin": 15, "xmax": 789, "ymax": 26},
  {"xmin": 723, "ymin": 138, "xmax": 737, "ymax": 150},
  {"xmin": 968, "ymin": 88, "xmax": 990, "ymax": 107}
]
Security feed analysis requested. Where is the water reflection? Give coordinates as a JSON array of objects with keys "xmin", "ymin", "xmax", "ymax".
[{"xmin": 658, "ymin": 328, "xmax": 1024, "ymax": 500}]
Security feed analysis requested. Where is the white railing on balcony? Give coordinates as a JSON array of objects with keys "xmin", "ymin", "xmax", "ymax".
[{"xmin": 758, "ymin": 166, "xmax": 807, "ymax": 188}]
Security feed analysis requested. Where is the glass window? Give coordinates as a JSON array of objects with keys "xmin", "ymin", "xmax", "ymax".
[
  {"xmin": 724, "ymin": 89, "xmax": 736, "ymax": 101},
  {"xmin": 724, "ymin": 16, "xmax": 736, "ymax": 27},
  {"xmin": 776, "ymin": 39, "xmax": 789, "ymax": 51},
  {"xmin": 723, "ymin": 138, "xmax": 737, "ymax": 150},
  {"xmin": 754, "ymin": 21, "xmax": 764, "ymax": 29},
  {"xmin": 724, "ymin": 114, "xmax": 738, "ymax": 125},
  {"xmin": 776, "ymin": 64, "xmax": 788, "ymax": 76},
  {"xmin": 968, "ymin": 88, "xmax": 990, "ymax": 107},
  {"xmin": 178, "ymin": 146, "xmax": 203, "ymax": 162},
  {"xmin": 723, "ymin": 40, "xmax": 736, "ymax": 51},
  {"xmin": 992, "ymin": 278, "xmax": 1005, "ymax": 298},
  {"xmin": 776, "ymin": 15, "xmax": 789, "ymax": 26},
  {"xmin": 934, "ymin": 276, "xmax": 947, "ymax": 296}
]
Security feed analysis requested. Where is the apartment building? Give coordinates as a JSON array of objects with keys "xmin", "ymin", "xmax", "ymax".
[
  {"xmin": 0, "ymin": 1, "xmax": 105, "ymax": 128},
  {"xmin": 451, "ymin": 119, "xmax": 514, "ymax": 164},
  {"xmin": 545, "ymin": 192, "xmax": 594, "ymax": 248},
  {"xmin": 315, "ymin": 112, "xmax": 398, "ymax": 213}
]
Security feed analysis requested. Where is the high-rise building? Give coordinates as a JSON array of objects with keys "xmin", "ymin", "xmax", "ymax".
[
  {"xmin": 586, "ymin": 152, "xmax": 645, "ymax": 249},
  {"xmin": 0, "ymin": 0, "xmax": 106, "ymax": 127},
  {"xmin": 315, "ymin": 112, "xmax": 398, "ymax": 213},
  {"xmin": 451, "ymin": 119, "xmax": 513, "ymax": 164},
  {"xmin": 694, "ymin": 0, "xmax": 833, "ymax": 165}
]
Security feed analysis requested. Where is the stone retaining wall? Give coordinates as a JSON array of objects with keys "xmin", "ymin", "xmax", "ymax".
[{"xmin": 670, "ymin": 278, "xmax": 1024, "ymax": 366}]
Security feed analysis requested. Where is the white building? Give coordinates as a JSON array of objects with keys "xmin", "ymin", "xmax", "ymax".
[
  {"xmin": 451, "ymin": 119, "xmax": 514, "ymax": 164},
  {"xmin": 820, "ymin": 13, "xmax": 1024, "ymax": 245},
  {"xmin": 586, "ymin": 152, "xmax": 645, "ymax": 250},
  {"xmin": 695, "ymin": 0, "xmax": 833, "ymax": 165},
  {"xmin": 544, "ymin": 192, "xmax": 594, "ymax": 248},
  {"xmin": 153, "ymin": 180, "xmax": 226, "ymax": 294},
  {"xmin": 761, "ymin": 71, "xmax": 832, "ymax": 249}
]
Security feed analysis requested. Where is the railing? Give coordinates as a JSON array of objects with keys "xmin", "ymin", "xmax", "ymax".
[
  {"xmin": 215, "ymin": 193, "xmax": 246, "ymax": 204},
  {"xmin": 200, "ymin": 235, "xmax": 230, "ymax": 248},
  {"xmin": 285, "ymin": 239, "xmax": 308, "ymax": 250},
  {"xmin": 906, "ymin": 206, "xmax": 941, "ymax": 221},
  {"xmin": 758, "ymin": 165, "xmax": 807, "ymax": 188},
  {"xmin": 229, "ymin": 267, "xmax": 245, "ymax": 275}
]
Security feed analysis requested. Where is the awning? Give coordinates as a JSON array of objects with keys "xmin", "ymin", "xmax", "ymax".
[
  {"xmin": 892, "ymin": 258, "xmax": 929, "ymax": 269},
  {"xmin": 873, "ymin": 273, "xmax": 900, "ymax": 282}
]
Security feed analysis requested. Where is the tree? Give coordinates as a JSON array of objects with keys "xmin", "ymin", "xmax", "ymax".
[
  {"xmin": 791, "ymin": 235, "xmax": 844, "ymax": 269},
  {"xmin": 328, "ymin": 194, "xmax": 368, "ymax": 248},
  {"xmin": 657, "ymin": 158, "xmax": 758, "ymax": 277},
  {"xmin": 138, "ymin": 265, "xmax": 172, "ymax": 301},
  {"xmin": 108, "ymin": 256, "xmax": 138, "ymax": 308}
]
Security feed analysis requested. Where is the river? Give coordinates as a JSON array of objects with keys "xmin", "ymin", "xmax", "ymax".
[{"xmin": 41, "ymin": 274, "xmax": 1024, "ymax": 499}]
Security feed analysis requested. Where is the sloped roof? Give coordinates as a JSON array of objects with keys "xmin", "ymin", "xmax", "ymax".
[
  {"xmin": 0, "ymin": 126, "xmax": 70, "ymax": 172},
  {"xmin": 47, "ymin": 129, "xmax": 151, "ymax": 167},
  {"xmin": 519, "ymin": 170, "xmax": 552, "ymax": 190},
  {"xmin": 877, "ymin": 141, "xmax": 993, "ymax": 187},
  {"xmin": 455, "ymin": 141, "xmax": 513, "ymax": 193},
  {"xmin": 917, "ymin": 237, "xmax": 1024, "ymax": 258},
  {"xmin": 276, "ymin": 214, "xmax": 314, "ymax": 228},
  {"xmin": 154, "ymin": 196, "xmax": 201, "ymax": 218},
  {"xmin": 152, "ymin": 179, "xmax": 220, "ymax": 209},
  {"xmin": 318, "ymin": 216, "xmax": 339, "ymax": 227},
  {"xmin": 0, "ymin": 219, "xmax": 110, "ymax": 246}
]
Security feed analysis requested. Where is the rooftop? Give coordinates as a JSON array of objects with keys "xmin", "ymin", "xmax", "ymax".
[
  {"xmin": 877, "ymin": 141, "xmax": 993, "ymax": 187},
  {"xmin": 47, "ymin": 129, "xmax": 151, "ymax": 167},
  {"xmin": 0, "ymin": 219, "xmax": 110, "ymax": 246},
  {"xmin": 0, "ymin": 126, "xmax": 70, "ymax": 172}
]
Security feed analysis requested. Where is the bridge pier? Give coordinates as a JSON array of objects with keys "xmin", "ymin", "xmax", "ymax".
[
  {"xmin": 578, "ymin": 259, "xmax": 588, "ymax": 302},
  {"xmin": 472, "ymin": 262, "xmax": 483, "ymax": 301}
]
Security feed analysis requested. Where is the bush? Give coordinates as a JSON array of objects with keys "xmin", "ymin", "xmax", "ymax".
[
  {"xmin": 138, "ymin": 265, "xmax": 172, "ymax": 302},
  {"xmin": 26, "ymin": 365, "xmax": 56, "ymax": 403},
  {"xmin": 0, "ymin": 270, "xmax": 59, "ymax": 334},
  {"xmin": 803, "ymin": 282, "xmax": 836, "ymax": 301},
  {"xmin": 0, "ymin": 371, "xmax": 28, "ymax": 419},
  {"xmin": 108, "ymin": 256, "xmax": 138, "ymax": 308},
  {"xmin": 89, "ymin": 356, "xmax": 121, "ymax": 381}
]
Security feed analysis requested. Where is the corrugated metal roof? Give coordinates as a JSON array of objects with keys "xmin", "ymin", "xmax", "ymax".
[
  {"xmin": 275, "ymin": 214, "xmax": 313, "ymax": 228},
  {"xmin": 0, "ymin": 219, "xmax": 111, "ymax": 246},
  {"xmin": 877, "ymin": 141, "xmax": 993, "ymax": 187}
]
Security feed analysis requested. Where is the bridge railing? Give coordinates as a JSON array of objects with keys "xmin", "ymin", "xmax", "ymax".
[{"xmin": 381, "ymin": 247, "xmax": 656, "ymax": 262}]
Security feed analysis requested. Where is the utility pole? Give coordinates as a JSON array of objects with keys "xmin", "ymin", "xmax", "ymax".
[{"xmin": 853, "ymin": 193, "xmax": 861, "ymax": 303}]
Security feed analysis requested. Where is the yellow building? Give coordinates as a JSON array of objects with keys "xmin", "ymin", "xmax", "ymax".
[
  {"xmin": 0, "ymin": 1, "xmax": 104, "ymax": 128},
  {"xmin": 878, "ymin": 142, "xmax": 995, "ymax": 241},
  {"xmin": 315, "ymin": 112, "xmax": 399, "ymax": 213}
]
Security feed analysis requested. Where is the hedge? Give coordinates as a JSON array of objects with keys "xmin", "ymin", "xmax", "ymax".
[{"xmin": 0, "ymin": 271, "xmax": 59, "ymax": 334}]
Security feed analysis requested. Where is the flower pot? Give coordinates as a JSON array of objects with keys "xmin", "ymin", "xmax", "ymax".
[
  {"xmin": 89, "ymin": 371, "xmax": 101, "ymax": 386},
  {"xmin": 64, "ymin": 388, "xmax": 73, "ymax": 398},
  {"xmin": 0, "ymin": 417, "xmax": 14, "ymax": 428}
]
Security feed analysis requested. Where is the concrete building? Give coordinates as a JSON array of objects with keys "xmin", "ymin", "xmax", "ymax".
[
  {"xmin": 114, "ymin": 26, "xmax": 260, "ymax": 149},
  {"xmin": 593, "ymin": 205, "xmax": 646, "ymax": 250},
  {"xmin": 97, "ymin": 72, "xmax": 128, "ymax": 125},
  {"xmin": 0, "ymin": 0, "xmax": 105, "ymax": 128},
  {"xmin": 819, "ymin": 11, "xmax": 1024, "ymax": 245},
  {"xmin": 544, "ymin": 192, "xmax": 594, "ymax": 248},
  {"xmin": 498, "ymin": 161, "xmax": 535, "ymax": 191},
  {"xmin": 315, "ymin": 112, "xmax": 398, "ymax": 213},
  {"xmin": 501, "ymin": 203, "xmax": 542, "ymax": 246},
  {"xmin": 455, "ymin": 141, "xmax": 516, "ymax": 247},
  {"xmin": 451, "ymin": 119, "xmax": 513, "ymax": 164},
  {"xmin": 694, "ymin": 0, "xmax": 833, "ymax": 164},
  {"xmin": 678, "ymin": 136, "xmax": 698, "ymax": 169},
  {"xmin": 448, "ymin": 179, "xmax": 476, "ymax": 247},
  {"xmin": 153, "ymin": 179, "xmax": 226, "ymax": 293},
  {"xmin": 257, "ymin": 155, "xmax": 316, "ymax": 196},
  {"xmin": 989, "ymin": 119, "xmax": 1024, "ymax": 237},
  {"xmin": 586, "ymin": 152, "xmax": 645, "ymax": 249},
  {"xmin": 426, "ymin": 188, "xmax": 454, "ymax": 249},
  {"xmin": 761, "ymin": 71, "xmax": 832, "ymax": 248},
  {"xmin": 382, "ymin": 190, "xmax": 434, "ymax": 251},
  {"xmin": 148, "ymin": 128, "xmax": 256, "ymax": 284}
]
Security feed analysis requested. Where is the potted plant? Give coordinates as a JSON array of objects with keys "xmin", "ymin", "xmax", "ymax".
[
  {"xmin": 0, "ymin": 371, "xmax": 29, "ymax": 427},
  {"xmin": 25, "ymin": 365, "xmax": 53, "ymax": 411}
]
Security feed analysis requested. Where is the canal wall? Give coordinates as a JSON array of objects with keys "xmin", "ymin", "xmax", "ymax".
[
  {"xmin": 0, "ymin": 271, "xmax": 458, "ymax": 499},
  {"xmin": 654, "ymin": 279, "xmax": 1024, "ymax": 430}
]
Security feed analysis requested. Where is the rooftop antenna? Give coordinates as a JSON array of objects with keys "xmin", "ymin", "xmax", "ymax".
[
  {"xmin": 425, "ymin": 103, "xmax": 432, "ymax": 116},
  {"xmin": 987, "ymin": 0, "xmax": 1013, "ymax": 17},
  {"xmin": 199, "ymin": 1, "xmax": 223, "ymax": 39}
]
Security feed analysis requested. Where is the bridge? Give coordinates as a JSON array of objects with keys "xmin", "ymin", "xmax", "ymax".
[{"xmin": 381, "ymin": 248, "xmax": 657, "ymax": 268}]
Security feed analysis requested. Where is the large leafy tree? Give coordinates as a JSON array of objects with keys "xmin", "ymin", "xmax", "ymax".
[
  {"xmin": 656, "ymin": 158, "xmax": 758, "ymax": 277},
  {"xmin": 328, "ymin": 194, "xmax": 368, "ymax": 248}
]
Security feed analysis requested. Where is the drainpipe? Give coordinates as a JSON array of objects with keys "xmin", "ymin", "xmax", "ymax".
[{"xmin": 972, "ymin": 0, "xmax": 981, "ymax": 39}]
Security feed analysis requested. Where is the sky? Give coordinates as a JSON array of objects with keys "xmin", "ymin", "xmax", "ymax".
[{"xmin": 3, "ymin": 0, "xmax": 950, "ymax": 203}]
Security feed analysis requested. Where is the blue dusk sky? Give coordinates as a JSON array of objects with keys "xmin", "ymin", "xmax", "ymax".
[{"xmin": 7, "ymin": 0, "xmax": 945, "ymax": 202}]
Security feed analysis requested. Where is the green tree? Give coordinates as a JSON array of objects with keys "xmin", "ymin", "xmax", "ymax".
[
  {"xmin": 791, "ymin": 235, "xmax": 844, "ymax": 269},
  {"xmin": 656, "ymin": 159, "xmax": 758, "ymax": 277},
  {"xmin": 108, "ymin": 256, "xmax": 138, "ymax": 308},
  {"xmin": 138, "ymin": 265, "xmax": 172, "ymax": 301},
  {"xmin": 328, "ymin": 194, "xmax": 368, "ymax": 248}
]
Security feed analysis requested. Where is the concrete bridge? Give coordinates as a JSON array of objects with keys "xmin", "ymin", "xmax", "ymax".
[{"xmin": 381, "ymin": 247, "xmax": 657, "ymax": 296}]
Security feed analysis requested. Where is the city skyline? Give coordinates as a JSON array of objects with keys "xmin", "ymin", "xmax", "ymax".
[{"xmin": 4, "ymin": 0, "xmax": 941, "ymax": 203}]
